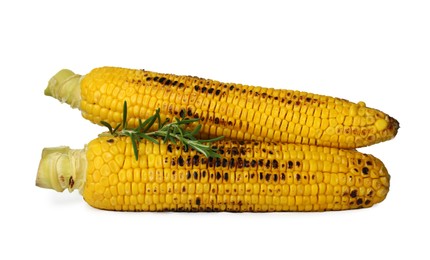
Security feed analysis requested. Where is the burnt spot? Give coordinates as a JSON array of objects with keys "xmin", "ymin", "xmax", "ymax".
[
  {"xmin": 193, "ymin": 171, "xmax": 199, "ymax": 180},
  {"xmin": 167, "ymin": 144, "xmax": 173, "ymax": 153},
  {"xmin": 165, "ymin": 79, "xmax": 172, "ymax": 85},
  {"xmin": 273, "ymin": 174, "xmax": 278, "ymax": 182},
  {"xmin": 272, "ymin": 160, "xmax": 279, "ymax": 169},
  {"xmin": 186, "ymin": 171, "xmax": 192, "ymax": 180},
  {"xmin": 187, "ymin": 108, "xmax": 193, "ymax": 117},
  {"xmin": 195, "ymin": 197, "xmax": 201, "ymax": 206},
  {"xmin": 365, "ymin": 200, "xmax": 371, "ymax": 205},
  {"xmin": 231, "ymin": 147, "xmax": 239, "ymax": 156},
  {"xmin": 296, "ymin": 161, "xmax": 301, "ymax": 167},
  {"xmin": 223, "ymin": 172, "xmax": 229, "ymax": 181},
  {"xmin": 287, "ymin": 100, "xmax": 292, "ymax": 105},
  {"xmin": 171, "ymin": 158, "xmax": 176, "ymax": 166},
  {"xmin": 362, "ymin": 167, "xmax": 369, "ymax": 175},
  {"xmin": 288, "ymin": 161, "xmax": 294, "ymax": 169},
  {"xmin": 192, "ymin": 155, "xmax": 200, "ymax": 166},
  {"xmin": 216, "ymin": 172, "xmax": 222, "ymax": 180},
  {"xmin": 229, "ymin": 158, "xmax": 235, "ymax": 168},
  {"xmin": 178, "ymin": 82, "xmax": 185, "ymax": 88},
  {"xmin": 259, "ymin": 172, "xmax": 264, "ymax": 180},
  {"xmin": 258, "ymin": 159, "xmax": 264, "ymax": 167},
  {"xmin": 158, "ymin": 77, "xmax": 166, "ymax": 84},
  {"xmin": 179, "ymin": 109, "xmax": 186, "ymax": 118},
  {"xmin": 222, "ymin": 158, "xmax": 228, "ymax": 167},
  {"xmin": 229, "ymin": 85, "xmax": 235, "ymax": 90},
  {"xmin": 265, "ymin": 174, "xmax": 271, "ymax": 182},
  {"xmin": 281, "ymin": 173, "xmax": 286, "ymax": 180},
  {"xmin": 178, "ymin": 156, "xmax": 184, "ymax": 166},
  {"xmin": 214, "ymin": 117, "xmax": 220, "ymax": 124},
  {"xmin": 154, "ymin": 76, "xmax": 159, "ymax": 81},
  {"xmin": 194, "ymin": 85, "xmax": 200, "ymax": 91},
  {"xmin": 182, "ymin": 186, "xmax": 186, "ymax": 192},
  {"xmin": 106, "ymin": 139, "xmax": 114, "ymax": 143},
  {"xmin": 215, "ymin": 89, "xmax": 221, "ymax": 96},
  {"xmin": 208, "ymin": 88, "xmax": 214, "ymax": 94},
  {"xmin": 172, "ymin": 81, "xmax": 178, "ymax": 86},
  {"xmin": 237, "ymin": 158, "xmax": 244, "ymax": 168},
  {"xmin": 251, "ymin": 159, "xmax": 257, "ymax": 168},
  {"xmin": 202, "ymin": 87, "xmax": 207, "ymax": 93},
  {"xmin": 357, "ymin": 159, "xmax": 362, "ymax": 164},
  {"xmin": 265, "ymin": 160, "xmax": 271, "ymax": 169},
  {"xmin": 296, "ymin": 174, "xmax": 301, "ymax": 181},
  {"xmin": 357, "ymin": 198, "xmax": 363, "ymax": 205},
  {"xmin": 146, "ymin": 77, "xmax": 152, "ymax": 81},
  {"xmin": 250, "ymin": 173, "xmax": 255, "ymax": 179},
  {"xmin": 350, "ymin": 190, "xmax": 357, "ymax": 198},
  {"xmin": 243, "ymin": 159, "xmax": 250, "ymax": 168},
  {"xmin": 202, "ymin": 170, "xmax": 207, "ymax": 178},
  {"xmin": 186, "ymin": 156, "xmax": 192, "ymax": 166},
  {"xmin": 366, "ymin": 161, "xmax": 373, "ymax": 166},
  {"xmin": 69, "ymin": 177, "xmax": 74, "ymax": 189},
  {"xmin": 215, "ymin": 158, "xmax": 222, "ymax": 167}
]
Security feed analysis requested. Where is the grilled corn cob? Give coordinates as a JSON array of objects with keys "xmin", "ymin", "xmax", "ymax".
[
  {"xmin": 44, "ymin": 67, "xmax": 399, "ymax": 149},
  {"xmin": 36, "ymin": 136, "xmax": 390, "ymax": 212}
]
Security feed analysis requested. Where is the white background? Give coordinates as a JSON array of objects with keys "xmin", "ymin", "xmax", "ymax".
[{"xmin": 1, "ymin": 0, "xmax": 428, "ymax": 259}]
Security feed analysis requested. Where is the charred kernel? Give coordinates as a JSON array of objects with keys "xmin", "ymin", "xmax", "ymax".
[
  {"xmin": 215, "ymin": 89, "xmax": 221, "ymax": 95},
  {"xmin": 296, "ymin": 174, "xmax": 301, "ymax": 181},
  {"xmin": 222, "ymin": 158, "xmax": 228, "ymax": 167},
  {"xmin": 216, "ymin": 172, "xmax": 222, "ymax": 180},
  {"xmin": 69, "ymin": 177, "xmax": 74, "ymax": 188},
  {"xmin": 215, "ymin": 158, "xmax": 222, "ymax": 167},
  {"xmin": 187, "ymin": 109, "xmax": 193, "ymax": 116},
  {"xmin": 146, "ymin": 77, "xmax": 152, "ymax": 81},
  {"xmin": 196, "ymin": 197, "xmax": 201, "ymax": 205},
  {"xmin": 106, "ymin": 139, "xmax": 114, "ymax": 143},
  {"xmin": 251, "ymin": 160, "xmax": 257, "ymax": 167},
  {"xmin": 272, "ymin": 160, "xmax": 279, "ymax": 169},
  {"xmin": 229, "ymin": 158, "xmax": 235, "ymax": 168},
  {"xmin": 273, "ymin": 174, "xmax": 278, "ymax": 182},
  {"xmin": 258, "ymin": 159, "xmax": 264, "ymax": 167},
  {"xmin": 214, "ymin": 118, "xmax": 220, "ymax": 124},
  {"xmin": 202, "ymin": 170, "xmax": 207, "ymax": 178},
  {"xmin": 186, "ymin": 171, "xmax": 191, "ymax": 179},
  {"xmin": 165, "ymin": 79, "xmax": 172, "ymax": 85},
  {"xmin": 237, "ymin": 158, "xmax": 244, "ymax": 168},
  {"xmin": 193, "ymin": 171, "xmax": 199, "ymax": 180},
  {"xmin": 243, "ymin": 159, "xmax": 250, "ymax": 168},
  {"xmin": 305, "ymin": 97, "xmax": 312, "ymax": 102},
  {"xmin": 178, "ymin": 156, "xmax": 184, "ymax": 166},
  {"xmin": 192, "ymin": 155, "xmax": 200, "ymax": 166},
  {"xmin": 357, "ymin": 198, "xmax": 363, "ymax": 205},
  {"xmin": 223, "ymin": 172, "xmax": 229, "ymax": 181},
  {"xmin": 201, "ymin": 87, "xmax": 207, "ymax": 92},
  {"xmin": 167, "ymin": 144, "xmax": 173, "ymax": 153},
  {"xmin": 362, "ymin": 167, "xmax": 369, "ymax": 175},
  {"xmin": 172, "ymin": 81, "xmax": 178, "ymax": 86},
  {"xmin": 154, "ymin": 76, "xmax": 159, "ymax": 81},
  {"xmin": 365, "ymin": 200, "xmax": 371, "ymax": 205},
  {"xmin": 366, "ymin": 161, "xmax": 373, "ymax": 166},
  {"xmin": 159, "ymin": 77, "xmax": 166, "ymax": 83},
  {"xmin": 296, "ymin": 161, "xmax": 301, "ymax": 167},
  {"xmin": 350, "ymin": 190, "xmax": 358, "ymax": 198},
  {"xmin": 208, "ymin": 88, "xmax": 214, "ymax": 94},
  {"xmin": 265, "ymin": 174, "xmax": 271, "ymax": 181},
  {"xmin": 229, "ymin": 85, "xmax": 235, "ymax": 90},
  {"xmin": 179, "ymin": 109, "xmax": 186, "ymax": 118},
  {"xmin": 259, "ymin": 172, "xmax": 264, "ymax": 180},
  {"xmin": 281, "ymin": 173, "xmax": 286, "ymax": 180},
  {"xmin": 194, "ymin": 85, "xmax": 200, "ymax": 91},
  {"xmin": 178, "ymin": 82, "xmax": 185, "ymax": 88},
  {"xmin": 288, "ymin": 161, "xmax": 294, "ymax": 169},
  {"xmin": 186, "ymin": 156, "xmax": 191, "ymax": 166}
]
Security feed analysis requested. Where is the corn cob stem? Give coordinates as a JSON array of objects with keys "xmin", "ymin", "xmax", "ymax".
[
  {"xmin": 36, "ymin": 146, "xmax": 87, "ymax": 193},
  {"xmin": 45, "ymin": 69, "xmax": 82, "ymax": 109},
  {"xmin": 36, "ymin": 137, "xmax": 390, "ymax": 212}
]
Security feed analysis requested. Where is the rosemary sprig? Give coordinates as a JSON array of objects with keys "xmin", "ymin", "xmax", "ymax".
[{"xmin": 101, "ymin": 101, "xmax": 224, "ymax": 160}]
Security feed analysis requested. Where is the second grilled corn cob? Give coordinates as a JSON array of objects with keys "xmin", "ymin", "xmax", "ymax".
[
  {"xmin": 36, "ymin": 137, "xmax": 390, "ymax": 212},
  {"xmin": 44, "ymin": 67, "xmax": 399, "ymax": 149}
]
